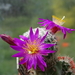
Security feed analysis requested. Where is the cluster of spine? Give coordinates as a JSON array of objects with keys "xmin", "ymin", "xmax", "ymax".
[{"xmin": 58, "ymin": 56, "xmax": 75, "ymax": 75}]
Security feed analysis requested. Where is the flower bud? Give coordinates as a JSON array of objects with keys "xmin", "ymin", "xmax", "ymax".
[{"xmin": 0, "ymin": 34, "xmax": 16, "ymax": 45}]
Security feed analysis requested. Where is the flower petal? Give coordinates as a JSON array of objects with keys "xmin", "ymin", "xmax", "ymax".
[
  {"xmin": 37, "ymin": 61, "xmax": 45, "ymax": 71},
  {"xmin": 37, "ymin": 55, "xmax": 45, "ymax": 71},
  {"xmin": 12, "ymin": 52, "xmax": 24, "ymax": 57},
  {"xmin": 61, "ymin": 28, "xmax": 66, "ymax": 39},
  {"xmin": 40, "ymin": 50, "xmax": 56, "ymax": 55},
  {"xmin": 10, "ymin": 46, "xmax": 23, "ymax": 51},
  {"xmin": 37, "ymin": 55, "xmax": 47, "ymax": 67},
  {"xmin": 42, "ymin": 43, "xmax": 56, "ymax": 48},
  {"xmin": 27, "ymin": 56, "xmax": 34, "ymax": 69},
  {"xmin": 19, "ymin": 35, "xmax": 28, "ymax": 40},
  {"xmin": 39, "ymin": 20, "xmax": 50, "ymax": 26},
  {"xmin": 40, "ymin": 23, "xmax": 47, "ymax": 26},
  {"xmin": 38, "ymin": 21, "xmax": 46, "ymax": 24},
  {"xmin": 35, "ymin": 28, "xmax": 39, "ymax": 38},
  {"xmin": 29, "ymin": 27, "xmax": 34, "ymax": 41},
  {"xmin": 19, "ymin": 55, "xmax": 29, "ymax": 64},
  {"xmin": 33, "ymin": 55, "xmax": 37, "ymax": 69},
  {"xmin": 41, "ymin": 32, "xmax": 48, "ymax": 42},
  {"xmin": 14, "ymin": 38, "xmax": 24, "ymax": 46},
  {"xmin": 46, "ymin": 23, "xmax": 55, "ymax": 30},
  {"xmin": 61, "ymin": 27, "xmax": 75, "ymax": 38}
]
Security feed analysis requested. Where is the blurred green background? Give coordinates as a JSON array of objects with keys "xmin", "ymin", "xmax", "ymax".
[{"xmin": 0, "ymin": 0, "xmax": 75, "ymax": 75}]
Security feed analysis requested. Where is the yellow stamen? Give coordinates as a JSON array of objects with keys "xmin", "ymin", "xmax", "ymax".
[
  {"xmin": 22, "ymin": 40, "xmax": 39, "ymax": 54},
  {"xmin": 52, "ymin": 15, "xmax": 65, "ymax": 25}
]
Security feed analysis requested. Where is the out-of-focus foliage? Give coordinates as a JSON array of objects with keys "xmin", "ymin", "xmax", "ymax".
[{"xmin": 0, "ymin": 0, "xmax": 75, "ymax": 75}]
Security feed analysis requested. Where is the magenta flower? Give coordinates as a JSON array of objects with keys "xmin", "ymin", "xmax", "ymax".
[
  {"xmin": 38, "ymin": 16, "xmax": 75, "ymax": 38},
  {"xmin": 10, "ymin": 27, "xmax": 55, "ymax": 71}
]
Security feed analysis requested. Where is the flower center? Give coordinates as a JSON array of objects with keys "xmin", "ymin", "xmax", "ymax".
[
  {"xmin": 23, "ymin": 40, "xmax": 39, "ymax": 54},
  {"xmin": 27, "ymin": 44, "xmax": 39, "ymax": 54}
]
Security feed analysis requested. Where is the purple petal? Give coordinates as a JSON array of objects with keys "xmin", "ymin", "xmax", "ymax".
[
  {"xmin": 39, "ymin": 19, "xmax": 53, "ymax": 27},
  {"xmin": 67, "ymin": 31, "xmax": 72, "ymax": 33},
  {"xmin": 37, "ymin": 62, "xmax": 45, "ymax": 71},
  {"xmin": 61, "ymin": 27, "xmax": 75, "ymax": 38},
  {"xmin": 51, "ymin": 24, "xmax": 75, "ymax": 38},
  {"xmin": 12, "ymin": 52, "xmax": 24, "ymax": 57},
  {"xmin": 29, "ymin": 27, "xmax": 34, "ymax": 41},
  {"xmin": 40, "ymin": 23, "xmax": 47, "ymax": 26},
  {"xmin": 38, "ymin": 20, "xmax": 49, "ymax": 25},
  {"xmin": 41, "ymin": 32, "xmax": 48, "ymax": 42},
  {"xmin": 33, "ymin": 55, "xmax": 37, "ymax": 69},
  {"xmin": 35, "ymin": 28, "xmax": 39, "ymax": 37},
  {"xmin": 37, "ymin": 55, "xmax": 47, "ymax": 67},
  {"xmin": 14, "ymin": 38, "xmax": 24, "ymax": 46},
  {"xmin": 38, "ymin": 21, "xmax": 45, "ymax": 24},
  {"xmin": 67, "ymin": 28, "xmax": 75, "ymax": 31},
  {"xmin": 27, "ymin": 56, "xmax": 34, "ymax": 69},
  {"xmin": 66, "ymin": 28, "xmax": 75, "ymax": 32},
  {"xmin": 42, "ymin": 43, "xmax": 56, "ymax": 48},
  {"xmin": 19, "ymin": 35, "xmax": 28, "ymax": 40},
  {"xmin": 10, "ymin": 46, "xmax": 23, "ymax": 51},
  {"xmin": 46, "ymin": 23, "xmax": 55, "ymax": 30},
  {"xmin": 40, "ymin": 21, "xmax": 51, "ymax": 26},
  {"xmin": 61, "ymin": 28, "xmax": 66, "ymax": 39},
  {"xmin": 46, "ymin": 24, "xmax": 51, "ymax": 29},
  {"xmin": 37, "ymin": 56, "xmax": 45, "ymax": 71},
  {"xmin": 40, "ymin": 50, "xmax": 56, "ymax": 54},
  {"xmin": 19, "ymin": 55, "xmax": 29, "ymax": 64}
]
